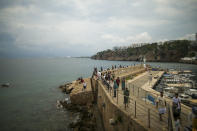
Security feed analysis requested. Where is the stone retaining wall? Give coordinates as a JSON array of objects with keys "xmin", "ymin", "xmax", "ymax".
[
  {"xmin": 92, "ymin": 78, "xmax": 147, "ymax": 131},
  {"xmin": 70, "ymin": 90, "xmax": 93, "ymax": 105}
]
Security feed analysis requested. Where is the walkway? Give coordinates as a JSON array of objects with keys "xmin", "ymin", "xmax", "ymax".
[
  {"xmin": 100, "ymin": 66, "xmax": 191, "ymax": 131},
  {"xmin": 114, "ymin": 71, "xmax": 169, "ymax": 131}
]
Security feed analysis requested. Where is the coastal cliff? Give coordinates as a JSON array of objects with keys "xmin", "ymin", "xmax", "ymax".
[{"xmin": 91, "ymin": 40, "xmax": 197, "ymax": 63}]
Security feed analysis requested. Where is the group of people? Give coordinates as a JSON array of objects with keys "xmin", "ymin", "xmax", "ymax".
[
  {"xmin": 93, "ymin": 67, "xmax": 130, "ymax": 109},
  {"xmin": 156, "ymin": 92, "xmax": 197, "ymax": 131}
]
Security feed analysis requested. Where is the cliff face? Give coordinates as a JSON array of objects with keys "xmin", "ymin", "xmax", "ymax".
[{"xmin": 91, "ymin": 40, "xmax": 197, "ymax": 62}]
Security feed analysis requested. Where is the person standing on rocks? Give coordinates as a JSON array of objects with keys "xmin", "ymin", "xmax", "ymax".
[
  {"xmin": 156, "ymin": 92, "xmax": 166, "ymax": 121},
  {"xmin": 83, "ymin": 81, "xmax": 87, "ymax": 91},
  {"xmin": 124, "ymin": 87, "xmax": 130, "ymax": 109}
]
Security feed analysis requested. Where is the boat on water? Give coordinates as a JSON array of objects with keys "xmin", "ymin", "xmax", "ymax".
[{"xmin": 154, "ymin": 68, "xmax": 197, "ymax": 107}]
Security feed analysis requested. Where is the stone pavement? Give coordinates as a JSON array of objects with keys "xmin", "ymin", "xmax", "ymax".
[{"xmin": 101, "ymin": 70, "xmax": 171, "ymax": 130}]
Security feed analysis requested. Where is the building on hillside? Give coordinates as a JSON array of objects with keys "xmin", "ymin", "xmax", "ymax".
[
  {"xmin": 181, "ymin": 57, "xmax": 197, "ymax": 61},
  {"xmin": 196, "ymin": 33, "xmax": 197, "ymax": 41}
]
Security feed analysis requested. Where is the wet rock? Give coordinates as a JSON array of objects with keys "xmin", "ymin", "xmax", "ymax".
[
  {"xmin": 69, "ymin": 113, "xmax": 81, "ymax": 128},
  {"xmin": 65, "ymin": 87, "xmax": 74, "ymax": 94},
  {"xmin": 59, "ymin": 83, "xmax": 74, "ymax": 94},
  {"xmin": 1, "ymin": 83, "xmax": 10, "ymax": 88}
]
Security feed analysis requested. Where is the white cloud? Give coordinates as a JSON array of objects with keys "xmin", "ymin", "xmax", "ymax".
[
  {"xmin": 101, "ymin": 32, "xmax": 152, "ymax": 44},
  {"xmin": 106, "ymin": 17, "xmax": 170, "ymax": 29},
  {"xmin": 178, "ymin": 33, "xmax": 196, "ymax": 41}
]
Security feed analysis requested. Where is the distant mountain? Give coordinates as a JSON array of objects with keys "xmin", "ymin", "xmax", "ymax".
[
  {"xmin": 91, "ymin": 40, "xmax": 197, "ymax": 63},
  {"xmin": 73, "ymin": 56, "xmax": 90, "ymax": 58}
]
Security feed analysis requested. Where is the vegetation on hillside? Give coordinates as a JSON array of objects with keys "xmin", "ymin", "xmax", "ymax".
[{"xmin": 91, "ymin": 40, "xmax": 197, "ymax": 62}]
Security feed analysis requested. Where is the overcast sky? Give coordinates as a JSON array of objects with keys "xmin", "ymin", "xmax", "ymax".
[{"xmin": 0, "ymin": 0, "xmax": 197, "ymax": 57}]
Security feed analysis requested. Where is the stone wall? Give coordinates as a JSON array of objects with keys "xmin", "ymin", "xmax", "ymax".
[
  {"xmin": 92, "ymin": 79, "xmax": 147, "ymax": 131},
  {"xmin": 70, "ymin": 90, "xmax": 93, "ymax": 105}
]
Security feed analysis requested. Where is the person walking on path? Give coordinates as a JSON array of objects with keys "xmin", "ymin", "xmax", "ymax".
[
  {"xmin": 124, "ymin": 87, "xmax": 130, "ymax": 109},
  {"xmin": 172, "ymin": 93, "xmax": 181, "ymax": 119},
  {"xmin": 116, "ymin": 77, "xmax": 120, "ymax": 87},
  {"xmin": 113, "ymin": 80, "xmax": 118, "ymax": 97},
  {"xmin": 156, "ymin": 92, "xmax": 166, "ymax": 121},
  {"xmin": 121, "ymin": 78, "xmax": 126, "ymax": 90}
]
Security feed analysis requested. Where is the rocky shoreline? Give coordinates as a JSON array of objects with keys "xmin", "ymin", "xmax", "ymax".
[
  {"xmin": 57, "ymin": 80, "xmax": 103, "ymax": 131},
  {"xmin": 60, "ymin": 101, "xmax": 96, "ymax": 131},
  {"xmin": 91, "ymin": 57, "xmax": 197, "ymax": 65}
]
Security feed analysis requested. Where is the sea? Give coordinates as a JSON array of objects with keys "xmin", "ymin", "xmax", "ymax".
[{"xmin": 0, "ymin": 58, "xmax": 197, "ymax": 131}]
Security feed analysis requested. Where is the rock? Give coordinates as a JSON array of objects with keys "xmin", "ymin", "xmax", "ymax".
[
  {"xmin": 1, "ymin": 83, "xmax": 10, "ymax": 88},
  {"xmin": 65, "ymin": 87, "xmax": 74, "ymax": 94},
  {"xmin": 109, "ymin": 118, "xmax": 116, "ymax": 125},
  {"xmin": 59, "ymin": 85, "xmax": 74, "ymax": 94},
  {"xmin": 59, "ymin": 85, "xmax": 65, "ymax": 89},
  {"xmin": 69, "ymin": 113, "xmax": 81, "ymax": 128},
  {"xmin": 65, "ymin": 82, "xmax": 72, "ymax": 87}
]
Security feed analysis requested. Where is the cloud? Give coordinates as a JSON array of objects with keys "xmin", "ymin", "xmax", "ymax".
[
  {"xmin": 101, "ymin": 32, "xmax": 152, "ymax": 45},
  {"xmin": 178, "ymin": 33, "xmax": 196, "ymax": 41},
  {"xmin": 0, "ymin": 0, "xmax": 197, "ymax": 57}
]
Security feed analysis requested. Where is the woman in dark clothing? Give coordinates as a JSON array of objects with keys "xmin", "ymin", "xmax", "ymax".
[
  {"xmin": 124, "ymin": 87, "xmax": 130, "ymax": 109},
  {"xmin": 121, "ymin": 78, "xmax": 126, "ymax": 90}
]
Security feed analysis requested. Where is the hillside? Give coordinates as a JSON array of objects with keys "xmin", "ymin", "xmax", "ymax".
[{"xmin": 91, "ymin": 40, "xmax": 197, "ymax": 63}]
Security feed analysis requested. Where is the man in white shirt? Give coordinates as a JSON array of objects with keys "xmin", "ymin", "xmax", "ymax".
[
  {"xmin": 156, "ymin": 92, "xmax": 166, "ymax": 121},
  {"xmin": 83, "ymin": 82, "xmax": 87, "ymax": 91},
  {"xmin": 97, "ymin": 71, "xmax": 101, "ymax": 80}
]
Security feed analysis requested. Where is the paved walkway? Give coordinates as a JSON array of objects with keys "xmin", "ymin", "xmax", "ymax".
[
  {"xmin": 101, "ymin": 68, "xmax": 192, "ymax": 131},
  {"xmin": 102, "ymin": 70, "xmax": 170, "ymax": 130},
  {"xmin": 117, "ymin": 71, "xmax": 169, "ymax": 131}
]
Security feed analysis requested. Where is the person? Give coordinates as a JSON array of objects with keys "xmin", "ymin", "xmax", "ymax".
[
  {"xmin": 112, "ymin": 65, "xmax": 114, "ymax": 70},
  {"xmin": 172, "ymin": 93, "xmax": 181, "ymax": 118},
  {"xmin": 113, "ymin": 80, "xmax": 118, "ymax": 97},
  {"xmin": 174, "ymin": 113, "xmax": 181, "ymax": 131},
  {"xmin": 80, "ymin": 77, "xmax": 84, "ymax": 83},
  {"xmin": 116, "ymin": 77, "xmax": 120, "ymax": 87},
  {"xmin": 121, "ymin": 78, "xmax": 126, "ymax": 90},
  {"xmin": 124, "ymin": 87, "xmax": 130, "ymax": 109},
  {"xmin": 83, "ymin": 81, "xmax": 87, "ymax": 91},
  {"xmin": 101, "ymin": 66, "xmax": 103, "ymax": 72},
  {"xmin": 97, "ymin": 71, "xmax": 101, "ymax": 80},
  {"xmin": 187, "ymin": 106, "xmax": 197, "ymax": 131},
  {"xmin": 156, "ymin": 92, "xmax": 166, "ymax": 121},
  {"xmin": 149, "ymin": 73, "xmax": 152, "ymax": 85}
]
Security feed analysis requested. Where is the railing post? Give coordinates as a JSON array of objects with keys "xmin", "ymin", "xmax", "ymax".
[
  {"xmin": 135, "ymin": 101, "xmax": 136, "ymax": 118},
  {"xmin": 145, "ymin": 91, "xmax": 147, "ymax": 103},
  {"xmin": 148, "ymin": 108, "xmax": 150, "ymax": 128},
  {"xmin": 110, "ymin": 85, "xmax": 111, "ymax": 96},
  {"xmin": 168, "ymin": 105, "xmax": 170, "ymax": 130},
  {"xmin": 116, "ymin": 89, "xmax": 118, "ymax": 104},
  {"xmin": 133, "ymin": 85, "xmax": 134, "ymax": 96},
  {"xmin": 138, "ymin": 87, "xmax": 139, "ymax": 97}
]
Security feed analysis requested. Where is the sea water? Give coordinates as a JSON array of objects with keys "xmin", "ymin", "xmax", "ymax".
[{"xmin": 0, "ymin": 58, "xmax": 196, "ymax": 131}]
